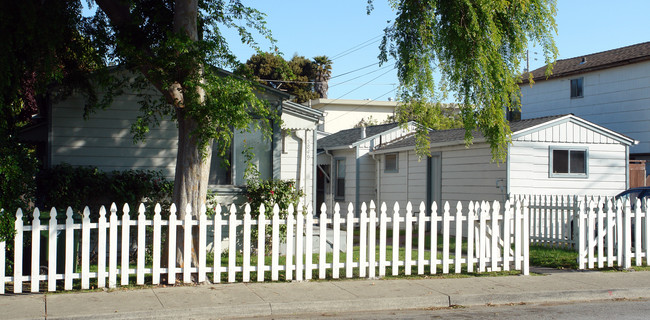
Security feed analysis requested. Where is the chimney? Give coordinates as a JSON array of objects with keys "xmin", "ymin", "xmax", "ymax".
[{"xmin": 360, "ymin": 125, "xmax": 366, "ymax": 139}]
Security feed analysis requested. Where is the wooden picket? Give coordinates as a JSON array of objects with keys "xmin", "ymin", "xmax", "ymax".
[{"xmin": 1, "ymin": 199, "xmax": 530, "ymax": 294}]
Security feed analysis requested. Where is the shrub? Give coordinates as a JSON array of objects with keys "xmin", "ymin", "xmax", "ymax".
[
  {"xmin": 246, "ymin": 178, "xmax": 304, "ymax": 244},
  {"xmin": 35, "ymin": 164, "xmax": 173, "ymax": 217}
]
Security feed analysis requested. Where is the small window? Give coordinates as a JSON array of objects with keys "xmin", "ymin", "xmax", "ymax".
[
  {"xmin": 550, "ymin": 148, "xmax": 587, "ymax": 177},
  {"xmin": 570, "ymin": 78, "xmax": 583, "ymax": 98},
  {"xmin": 385, "ymin": 153, "xmax": 399, "ymax": 173},
  {"xmin": 335, "ymin": 158, "xmax": 346, "ymax": 200}
]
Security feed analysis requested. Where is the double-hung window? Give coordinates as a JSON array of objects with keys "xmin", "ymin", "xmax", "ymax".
[{"xmin": 550, "ymin": 147, "xmax": 588, "ymax": 178}]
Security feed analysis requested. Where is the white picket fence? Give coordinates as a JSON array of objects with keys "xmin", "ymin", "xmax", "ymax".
[
  {"xmin": 576, "ymin": 198, "xmax": 650, "ymax": 269},
  {"xmin": 514, "ymin": 195, "xmax": 581, "ymax": 249},
  {"xmin": 514, "ymin": 194, "xmax": 650, "ymax": 270},
  {"xmin": 0, "ymin": 199, "xmax": 530, "ymax": 294}
]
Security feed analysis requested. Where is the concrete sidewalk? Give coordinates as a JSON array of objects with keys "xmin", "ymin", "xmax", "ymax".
[{"xmin": 2, "ymin": 268, "xmax": 650, "ymax": 319}]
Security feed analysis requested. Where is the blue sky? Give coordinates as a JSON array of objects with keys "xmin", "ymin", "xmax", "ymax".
[
  {"xmin": 226, "ymin": 1, "xmax": 650, "ymax": 102},
  {"xmin": 85, "ymin": 1, "xmax": 650, "ymax": 102}
]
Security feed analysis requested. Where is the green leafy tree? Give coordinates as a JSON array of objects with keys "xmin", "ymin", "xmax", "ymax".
[
  {"xmin": 238, "ymin": 53, "xmax": 332, "ymax": 103},
  {"xmin": 375, "ymin": 0, "xmax": 558, "ymax": 160}
]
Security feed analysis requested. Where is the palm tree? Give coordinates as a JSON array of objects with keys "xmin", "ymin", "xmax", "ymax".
[{"xmin": 312, "ymin": 56, "xmax": 332, "ymax": 99}]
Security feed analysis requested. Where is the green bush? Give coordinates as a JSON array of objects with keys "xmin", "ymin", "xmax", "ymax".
[
  {"xmin": 36, "ymin": 164, "xmax": 173, "ymax": 217},
  {"xmin": 246, "ymin": 178, "xmax": 304, "ymax": 244}
]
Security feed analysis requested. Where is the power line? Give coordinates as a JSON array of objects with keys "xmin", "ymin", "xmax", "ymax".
[
  {"xmin": 325, "ymin": 87, "xmax": 399, "ymax": 123},
  {"xmin": 330, "ymin": 64, "xmax": 395, "ymax": 88},
  {"xmin": 331, "ymin": 35, "xmax": 383, "ymax": 60},
  {"xmin": 330, "ymin": 62, "xmax": 380, "ymax": 79},
  {"xmin": 335, "ymin": 67, "xmax": 396, "ymax": 100}
]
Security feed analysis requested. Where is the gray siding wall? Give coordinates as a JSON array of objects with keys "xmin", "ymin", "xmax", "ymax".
[
  {"xmin": 520, "ymin": 60, "xmax": 650, "ymax": 154},
  {"xmin": 377, "ymin": 150, "xmax": 427, "ymax": 211},
  {"xmin": 51, "ymin": 92, "xmax": 178, "ymax": 180},
  {"xmin": 439, "ymin": 144, "xmax": 508, "ymax": 205}
]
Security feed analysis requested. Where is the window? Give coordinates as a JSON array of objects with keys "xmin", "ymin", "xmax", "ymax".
[
  {"xmin": 550, "ymin": 147, "xmax": 587, "ymax": 177},
  {"xmin": 385, "ymin": 153, "xmax": 398, "ymax": 172},
  {"xmin": 208, "ymin": 120, "xmax": 272, "ymax": 186},
  {"xmin": 335, "ymin": 158, "xmax": 346, "ymax": 199},
  {"xmin": 570, "ymin": 78, "xmax": 583, "ymax": 98}
]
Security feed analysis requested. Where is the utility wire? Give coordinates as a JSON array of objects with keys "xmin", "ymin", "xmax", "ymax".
[
  {"xmin": 335, "ymin": 67, "xmax": 396, "ymax": 100},
  {"xmin": 330, "ymin": 64, "xmax": 395, "ymax": 88},
  {"xmin": 331, "ymin": 35, "xmax": 383, "ymax": 60}
]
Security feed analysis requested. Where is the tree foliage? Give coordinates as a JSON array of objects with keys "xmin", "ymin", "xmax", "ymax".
[
  {"xmin": 375, "ymin": 0, "xmax": 558, "ymax": 160},
  {"xmin": 238, "ymin": 53, "xmax": 333, "ymax": 103}
]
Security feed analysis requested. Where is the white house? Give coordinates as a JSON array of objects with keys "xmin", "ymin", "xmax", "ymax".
[
  {"xmin": 370, "ymin": 114, "xmax": 637, "ymax": 211},
  {"xmin": 316, "ymin": 122, "xmax": 416, "ymax": 212},
  {"xmin": 307, "ymin": 98, "xmax": 398, "ymax": 134},
  {"xmin": 26, "ymin": 73, "xmax": 323, "ymax": 207},
  {"xmin": 519, "ymin": 41, "xmax": 650, "ymax": 164}
]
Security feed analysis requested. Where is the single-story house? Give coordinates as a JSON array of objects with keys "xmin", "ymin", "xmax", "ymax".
[
  {"xmin": 21, "ymin": 71, "xmax": 323, "ymax": 208},
  {"xmin": 369, "ymin": 114, "xmax": 637, "ymax": 211},
  {"xmin": 316, "ymin": 121, "xmax": 417, "ymax": 212}
]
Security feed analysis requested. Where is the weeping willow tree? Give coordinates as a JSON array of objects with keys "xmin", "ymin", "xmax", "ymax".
[{"xmin": 375, "ymin": 0, "xmax": 558, "ymax": 160}]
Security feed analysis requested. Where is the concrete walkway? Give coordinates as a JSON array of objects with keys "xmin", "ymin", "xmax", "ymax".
[{"xmin": 2, "ymin": 268, "xmax": 650, "ymax": 319}]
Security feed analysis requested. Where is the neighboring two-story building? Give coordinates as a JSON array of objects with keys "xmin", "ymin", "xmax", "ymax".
[
  {"xmin": 306, "ymin": 99, "xmax": 398, "ymax": 134},
  {"xmin": 519, "ymin": 41, "xmax": 650, "ymax": 167}
]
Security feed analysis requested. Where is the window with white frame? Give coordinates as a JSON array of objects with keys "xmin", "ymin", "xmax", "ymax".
[
  {"xmin": 335, "ymin": 158, "xmax": 346, "ymax": 200},
  {"xmin": 550, "ymin": 147, "xmax": 588, "ymax": 177},
  {"xmin": 385, "ymin": 153, "xmax": 398, "ymax": 173}
]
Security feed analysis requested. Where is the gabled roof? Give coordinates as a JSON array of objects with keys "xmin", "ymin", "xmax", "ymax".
[
  {"xmin": 522, "ymin": 41, "xmax": 650, "ymax": 83},
  {"xmin": 318, "ymin": 123, "xmax": 399, "ymax": 150},
  {"xmin": 282, "ymin": 100, "xmax": 323, "ymax": 121},
  {"xmin": 372, "ymin": 114, "xmax": 636, "ymax": 153}
]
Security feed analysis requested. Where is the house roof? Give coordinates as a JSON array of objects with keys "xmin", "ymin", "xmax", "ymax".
[
  {"xmin": 282, "ymin": 100, "xmax": 323, "ymax": 121},
  {"xmin": 318, "ymin": 122, "xmax": 400, "ymax": 149},
  {"xmin": 372, "ymin": 114, "xmax": 636, "ymax": 153},
  {"xmin": 522, "ymin": 41, "xmax": 650, "ymax": 83}
]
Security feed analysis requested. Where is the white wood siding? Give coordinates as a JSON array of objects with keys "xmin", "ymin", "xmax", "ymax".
[
  {"xmin": 51, "ymin": 93, "xmax": 178, "ymax": 180},
  {"xmin": 357, "ymin": 147, "xmax": 376, "ymax": 205},
  {"xmin": 520, "ymin": 60, "xmax": 650, "ymax": 154},
  {"xmin": 509, "ymin": 142, "xmax": 626, "ymax": 196}
]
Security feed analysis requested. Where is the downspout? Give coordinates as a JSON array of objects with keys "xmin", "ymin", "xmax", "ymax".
[
  {"xmin": 625, "ymin": 144, "xmax": 630, "ymax": 189},
  {"xmin": 313, "ymin": 128, "xmax": 318, "ymax": 213},
  {"xmin": 294, "ymin": 131, "xmax": 306, "ymax": 207},
  {"xmin": 371, "ymin": 153, "xmax": 380, "ymax": 206}
]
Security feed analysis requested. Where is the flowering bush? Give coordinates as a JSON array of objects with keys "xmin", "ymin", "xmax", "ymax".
[{"xmin": 245, "ymin": 178, "xmax": 304, "ymax": 244}]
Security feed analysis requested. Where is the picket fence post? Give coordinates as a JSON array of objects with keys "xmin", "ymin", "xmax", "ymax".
[
  {"xmin": 345, "ymin": 203, "xmax": 354, "ymax": 278},
  {"xmin": 417, "ymin": 202, "xmax": 426, "ymax": 275},
  {"xmin": 295, "ymin": 203, "xmax": 304, "ymax": 282},
  {"xmin": 137, "ymin": 204, "xmax": 146, "ymax": 285},
  {"xmin": 391, "ymin": 202, "xmax": 400, "ymax": 276},
  {"xmin": 359, "ymin": 202, "xmax": 367, "ymax": 278},
  {"xmin": 152, "ymin": 204, "xmax": 162, "ymax": 284},
  {"xmin": 332, "ymin": 203, "xmax": 341, "ymax": 279},
  {"xmin": 271, "ymin": 205, "xmax": 279, "ymax": 281},
  {"xmin": 227, "ymin": 204, "xmax": 236, "ymax": 283},
  {"xmin": 97, "ymin": 206, "xmax": 107, "ymax": 288},
  {"xmin": 305, "ymin": 204, "xmax": 314, "ymax": 280},
  {"xmin": 442, "ymin": 202, "xmax": 450, "ymax": 274},
  {"xmin": 466, "ymin": 202, "xmax": 475, "ymax": 273},
  {"xmin": 286, "ymin": 204, "xmax": 294, "ymax": 281},
  {"xmin": 198, "ymin": 204, "xmax": 207, "ymax": 283},
  {"xmin": 318, "ymin": 203, "xmax": 326, "ymax": 279},
  {"xmin": 242, "ymin": 204, "xmax": 251, "ymax": 283},
  {"xmin": 379, "ymin": 202, "xmax": 387, "ymax": 277},
  {"xmin": 257, "ymin": 204, "xmax": 266, "ymax": 282},
  {"xmin": 502, "ymin": 200, "xmax": 511, "ymax": 272},
  {"xmin": 31, "ymin": 208, "xmax": 41, "ymax": 293},
  {"xmin": 81, "ymin": 206, "xmax": 91, "ymax": 290},
  {"xmin": 214, "ymin": 204, "xmax": 223, "ymax": 283},
  {"xmin": 454, "ymin": 202, "xmax": 462, "ymax": 274},
  {"xmin": 65, "ymin": 207, "xmax": 74, "ymax": 290},
  {"xmin": 430, "ymin": 202, "xmax": 438, "ymax": 275}
]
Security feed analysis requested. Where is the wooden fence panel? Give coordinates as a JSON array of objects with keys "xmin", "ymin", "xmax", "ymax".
[{"xmin": 2, "ymin": 199, "xmax": 534, "ymax": 294}]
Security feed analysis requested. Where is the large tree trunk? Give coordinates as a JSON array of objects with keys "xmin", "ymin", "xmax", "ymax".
[{"xmin": 173, "ymin": 108, "xmax": 211, "ymax": 271}]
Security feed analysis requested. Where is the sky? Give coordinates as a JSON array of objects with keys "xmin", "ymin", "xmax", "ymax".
[
  {"xmin": 84, "ymin": 1, "xmax": 650, "ymax": 102},
  {"xmin": 223, "ymin": 0, "xmax": 650, "ymax": 102}
]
